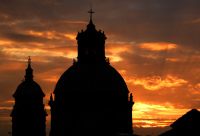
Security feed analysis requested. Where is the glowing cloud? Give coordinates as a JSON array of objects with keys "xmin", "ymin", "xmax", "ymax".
[
  {"xmin": 106, "ymin": 45, "xmax": 133, "ymax": 62},
  {"xmin": 140, "ymin": 42, "xmax": 177, "ymax": 51},
  {"xmin": 126, "ymin": 75, "xmax": 188, "ymax": 90},
  {"xmin": 132, "ymin": 102, "xmax": 191, "ymax": 127},
  {"xmin": 106, "ymin": 55, "xmax": 122, "ymax": 62},
  {"xmin": 2, "ymin": 47, "xmax": 76, "ymax": 60},
  {"xmin": 166, "ymin": 58, "xmax": 181, "ymax": 62},
  {"xmin": 26, "ymin": 30, "xmax": 76, "ymax": 40},
  {"xmin": 42, "ymin": 76, "xmax": 60, "ymax": 82},
  {"xmin": 4, "ymin": 101, "xmax": 15, "ymax": 103},
  {"xmin": 0, "ymin": 40, "xmax": 13, "ymax": 45}
]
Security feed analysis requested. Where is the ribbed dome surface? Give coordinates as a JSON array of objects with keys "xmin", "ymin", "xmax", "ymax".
[
  {"xmin": 13, "ymin": 80, "xmax": 45, "ymax": 97},
  {"xmin": 54, "ymin": 63, "xmax": 129, "ymax": 94}
]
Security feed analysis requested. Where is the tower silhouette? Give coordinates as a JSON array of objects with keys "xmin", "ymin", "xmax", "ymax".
[
  {"xmin": 10, "ymin": 57, "xmax": 47, "ymax": 136},
  {"xmin": 49, "ymin": 9, "xmax": 134, "ymax": 136}
]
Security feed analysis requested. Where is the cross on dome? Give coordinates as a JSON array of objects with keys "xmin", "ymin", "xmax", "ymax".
[{"xmin": 88, "ymin": 6, "xmax": 95, "ymax": 21}]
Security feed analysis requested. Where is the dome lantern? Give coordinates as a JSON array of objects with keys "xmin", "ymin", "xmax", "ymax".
[{"xmin": 76, "ymin": 8, "xmax": 107, "ymax": 63}]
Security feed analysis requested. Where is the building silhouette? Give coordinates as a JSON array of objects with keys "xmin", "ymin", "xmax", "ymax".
[
  {"xmin": 49, "ymin": 9, "xmax": 135, "ymax": 136},
  {"xmin": 10, "ymin": 9, "xmax": 135, "ymax": 136},
  {"xmin": 10, "ymin": 57, "xmax": 47, "ymax": 136},
  {"xmin": 159, "ymin": 109, "xmax": 200, "ymax": 136}
]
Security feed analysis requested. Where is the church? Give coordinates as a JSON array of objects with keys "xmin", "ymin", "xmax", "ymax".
[{"xmin": 11, "ymin": 9, "xmax": 135, "ymax": 136}]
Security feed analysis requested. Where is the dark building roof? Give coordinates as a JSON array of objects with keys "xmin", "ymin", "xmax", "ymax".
[
  {"xmin": 170, "ymin": 109, "xmax": 200, "ymax": 129},
  {"xmin": 159, "ymin": 109, "xmax": 200, "ymax": 136},
  {"xmin": 54, "ymin": 63, "xmax": 129, "ymax": 94}
]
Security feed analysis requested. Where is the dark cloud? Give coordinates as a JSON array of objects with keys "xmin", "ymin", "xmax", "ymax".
[{"xmin": 1, "ymin": 32, "xmax": 49, "ymax": 43}]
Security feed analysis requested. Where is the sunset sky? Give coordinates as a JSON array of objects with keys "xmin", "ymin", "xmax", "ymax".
[{"xmin": 1, "ymin": 0, "xmax": 200, "ymax": 136}]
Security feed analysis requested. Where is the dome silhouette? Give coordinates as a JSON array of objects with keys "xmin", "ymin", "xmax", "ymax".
[
  {"xmin": 13, "ymin": 57, "xmax": 45, "ymax": 98},
  {"xmin": 13, "ymin": 80, "xmax": 45, "ymax": 97},
  {"xmin": 54, "ymin": 63, "xmax": 129, "ymax": 94}
]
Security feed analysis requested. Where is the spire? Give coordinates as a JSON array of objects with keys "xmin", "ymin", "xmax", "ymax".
[
  {"xmin": 25, "ymin": 56, "xmax": 34, "ymax": 80},
  {"xmin": 88, "ymin": 4, "xmax": 95, "ymax": 22},
  {"xmin": 86, "ymin": 6, "xmax": 96, "ymax": 31}
]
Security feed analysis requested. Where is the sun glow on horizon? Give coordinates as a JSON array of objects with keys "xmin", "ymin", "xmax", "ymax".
[{"xmin": 132, "ymin": 102, "xmax": 191, "ymax": 127}]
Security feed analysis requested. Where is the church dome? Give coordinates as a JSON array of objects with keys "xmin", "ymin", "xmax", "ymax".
[
  {"xmin": 13, "ymin": 57, "xmax": 45, "ymax": 98},
  {"xmin": 13, "ymin": 80, "xmax": 45, "ymax": 98},
  {"xmin": 54, "ymin": 63, "xmax": 129, "ymax": 94}
]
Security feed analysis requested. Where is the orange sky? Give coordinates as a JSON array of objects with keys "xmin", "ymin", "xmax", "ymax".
[{"xmin": 1, "ymin": 0, "xmax": 200, "ymax": 136}]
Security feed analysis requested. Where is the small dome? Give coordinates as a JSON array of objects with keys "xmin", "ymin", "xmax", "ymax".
[
  {"xmin": 54, "ymin": 63, "xmax": 129, "ymax": 94},
  {"xmin": 13, "ymin": 80, "xmax": 45, "ymax": 98}
]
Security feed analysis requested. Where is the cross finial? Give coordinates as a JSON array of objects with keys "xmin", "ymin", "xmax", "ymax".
[{"xmin": 88, "ymin": 4, "xmax": 95, "ymax": 21}]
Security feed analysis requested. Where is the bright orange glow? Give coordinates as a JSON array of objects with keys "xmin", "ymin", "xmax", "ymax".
[
  {"xmin": 132, "ymin": 102, "xmax": 191, "ymax": 127},
  {"xmin": 140, "ymin": 42, "xmax": 177, "ymax": 51},
  {"xmin": 166, "ymin": 58, "xmax": 181, "ymax": 62},
  {"xmin": 0, "ymin": 40, "xmax": 12, "ymax": 45},
  {"xmin": 126, "ymin": 75, "xmax": 188, "ymax": 90},
  {"xmin": 2, "ymin": 47, "xmax": 77, "ymax": 60},
  {"xmin": 45, "ymin": 105, "xmax": 51, "ymax": 110},
  {"xmin": 188, "ymin": 83, "xmax": 200, "ymax": 94},
  {"xmin": 64, "ymin": 51, "xmax": 77, "ymax": 59},
  {"xmin": 118, "ymin": 70, "xmax": 126, "ymax": 74},
  {"xmin": 106, "ymin": 55, "xmax": 122, "ymax": 62},
  {"xmin": 105, "ymin": 45, "xmax": 132, "ymax": 62},
  {"xmin": 63, "ymin": 34, "xmax": 76, "ymax": 40},
  {"xmin": 0, "ymin": 107, "xmax": 13, "ymax": 110},
  {"xmin": 4, "ymin": 101, "xmax": 15, "ymax": 103},
  {"xmin": 26, "ymin": 30, "xmax": 59, "ymax": 39},
  {"xmin": 2, "ymin": 47, "xmax": 45, "ymax": 55},
  {"xmin": 28, "ymin": 30, "xmax": 43, "ymax": 36},
  {"xmin": 26, "ymin": 30, "xmax": 77, "ymax": 40},
  {"xmin": 42, "ymin": 76, "xmax": 59, "ymax": 82}
]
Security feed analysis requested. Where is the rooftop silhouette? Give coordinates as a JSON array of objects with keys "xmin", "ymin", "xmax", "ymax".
[{"xmin": 159, "ymin": 109, "xmax": 200, "ymax": 136}]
